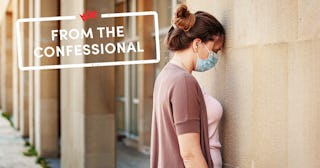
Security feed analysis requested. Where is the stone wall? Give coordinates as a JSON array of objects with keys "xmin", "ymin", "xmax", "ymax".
[{"xmin": 188, "ymin": 0, "xmax": 320, "ymax": 167}]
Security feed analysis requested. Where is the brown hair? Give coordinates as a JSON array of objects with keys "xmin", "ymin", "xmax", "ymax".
[{"xmin": 166, "ymin": 4, "xmax": 225, "ymax": 51}]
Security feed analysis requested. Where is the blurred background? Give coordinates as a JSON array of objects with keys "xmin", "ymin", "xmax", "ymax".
[{"xmin": 0, "ymin": 0, "xmax": 320, "ymax": 168}]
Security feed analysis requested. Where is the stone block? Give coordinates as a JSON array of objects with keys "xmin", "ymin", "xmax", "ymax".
[
  {"xmin": 288, "ymin": 39, "xmax": 320, "ymax": 168},
  {"xmin": 298, "ymin": 0, "xmax": 320, "ymax": 40}
]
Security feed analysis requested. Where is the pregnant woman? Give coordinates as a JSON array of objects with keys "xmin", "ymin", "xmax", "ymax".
[{"xmin": 150, "ymin": 4, "xmax": 225, "ymax": 168}]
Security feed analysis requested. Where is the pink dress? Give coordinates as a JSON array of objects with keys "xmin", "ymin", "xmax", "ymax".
[{"xmin": 201, "ymin": 86, "xmax": 223, "ymax": 168}]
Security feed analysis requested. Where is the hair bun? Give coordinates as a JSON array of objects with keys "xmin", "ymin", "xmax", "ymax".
[{"xmin": 173, "ymin": 4, "xmax": 195, "ymax": 32}]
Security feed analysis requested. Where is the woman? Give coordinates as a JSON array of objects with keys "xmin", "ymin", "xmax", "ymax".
[{"xmin": 150, "ymin": 4, "xmax": 225, "ymax": 168}]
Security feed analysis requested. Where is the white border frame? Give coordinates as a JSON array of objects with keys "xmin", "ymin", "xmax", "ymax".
[{"xmin": 16, "ymin": 11, "xmax": 160, "ymax": 71}]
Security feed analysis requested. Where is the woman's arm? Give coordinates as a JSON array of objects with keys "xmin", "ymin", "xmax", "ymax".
[{"xmin": 178, "ymin": 133, "xmax": 208, "ymax": 168}]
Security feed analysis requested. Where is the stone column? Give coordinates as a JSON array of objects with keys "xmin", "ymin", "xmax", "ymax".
[
  {"xmin": 0, "ymin": 24, "xmax": 3, "ymax": 112},
  {"xmin": 136, "ymin": 0, "xmax": 155, "ymax": 153},
  {"xmin": 1, "ymin": 12, "xmax": 13, "ymax": 115},
  {"xmin": 12, "ymin": 0, "xmax": 20, "ymax": 129},
  {"xmin": 0, "ymin": 25, "xmax": 3, "ymax": 110},
  {"xmin": 0, "ymin": 0, "xmax": 11, "ymax": 112},
  {"xmin": 60, "ymin": 1, "xmax": 85, "ymax": 167},
  {"xmin": 33, "ymin": 0, "xmax": 59, "ymax": 157},
  {"xmin": 28, "ymin": 0, "xmax": 35, "ymax": 145},
  {"xmin": 18, "ymin": 0, "xmax": 30, "ymax": 137},
  {"xmin": 60, "ymin": 0, "xmax": 116, "ymax": 167},
  {"xmin": 0, "ymin": 26, "xmax": 2, "ymax": 109},
  {"xmin": 85, "ymin": 3, "xmax": 116, "ymax": 168}
]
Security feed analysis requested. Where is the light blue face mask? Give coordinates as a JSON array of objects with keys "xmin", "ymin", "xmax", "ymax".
[{"xmin": 195, "ymin": 44, "xmax": 219, "ymax": 72}]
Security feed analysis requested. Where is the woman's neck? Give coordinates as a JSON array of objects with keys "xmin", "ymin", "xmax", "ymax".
[{"xmin": 170, "ymin": 50, "xmax": 195, "ymax": 74}]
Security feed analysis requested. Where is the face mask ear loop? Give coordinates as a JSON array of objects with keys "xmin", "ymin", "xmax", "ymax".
[
  {"xmin": 203, "ymin": 43, "xmax": 211, "ymax": 53},
  {"xmin": 196, "ymin": 52, "xmax": 200, "ymax": 60}
]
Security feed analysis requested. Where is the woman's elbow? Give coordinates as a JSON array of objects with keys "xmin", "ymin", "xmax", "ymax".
[{"xmin": 180, "ymin": 149, "xmax": 198, "ymax": 162}]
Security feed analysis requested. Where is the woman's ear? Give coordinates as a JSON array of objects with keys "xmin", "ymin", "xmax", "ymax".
[{"xmin": 192, "ymin": 38, "xmax": 202, "ymax": 52}]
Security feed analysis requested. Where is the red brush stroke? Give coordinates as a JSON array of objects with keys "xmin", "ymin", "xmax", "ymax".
[{"xmin": 80, "ymin": 10, "xmax": 98, "ymax": 21}]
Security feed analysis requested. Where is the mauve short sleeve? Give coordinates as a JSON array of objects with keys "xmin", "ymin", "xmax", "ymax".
[
  {"xmin": 170, "ymin": 74, "xmax": 201, "ymax": 135},
  {"xmin": 151, "ymin": 63, "xmax": 213, "ymax": 168}
]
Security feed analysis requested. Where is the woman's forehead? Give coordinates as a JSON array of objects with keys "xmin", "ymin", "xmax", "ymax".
[{"xmin": 213, "ymin": 35, "xmax": 224, "ymax": 43}]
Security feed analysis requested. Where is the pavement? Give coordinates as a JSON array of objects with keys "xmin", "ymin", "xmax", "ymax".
[
  {"xmin": 117, "ymin": 142, "xmax": 150, "ymax": 168},
  {"xmin": 0, "ymin": 111, "xmax": 149, "ymax": 168},
  {"xmin": 0, "ymin": 113, "xmax": 41, "ymax": 168}
]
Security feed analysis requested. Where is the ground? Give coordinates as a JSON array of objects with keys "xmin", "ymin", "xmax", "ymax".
[{"xmin": 0, "ymin": 111, "xmax": 149, "ymax": 168}]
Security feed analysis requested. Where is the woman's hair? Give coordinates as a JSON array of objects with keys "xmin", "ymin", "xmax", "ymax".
[{"xmin": 166, "ymin": 4, "xmax": 225, "ymax": 51}]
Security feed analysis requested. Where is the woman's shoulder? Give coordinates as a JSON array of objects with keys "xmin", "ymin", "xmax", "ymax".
[
  {"xmin": 155, "ymin": 64, "xmax": 201, "ymax": 96},
  {"xmin": 158, "ymin": 63, "xmax": 198, "ymax": 83}
]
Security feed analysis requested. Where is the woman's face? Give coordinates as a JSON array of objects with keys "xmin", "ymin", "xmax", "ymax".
[{"xmin": 198, "ymin": 35, "xmax": 224, "ymax": 60}]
